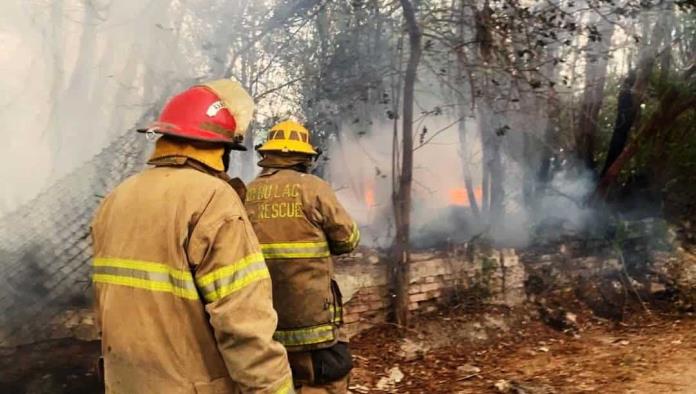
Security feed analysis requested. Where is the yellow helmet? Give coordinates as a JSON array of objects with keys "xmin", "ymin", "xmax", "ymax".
[{"xmin": 258, "ymin": 120, "xmax": 318, "ymax": 155}]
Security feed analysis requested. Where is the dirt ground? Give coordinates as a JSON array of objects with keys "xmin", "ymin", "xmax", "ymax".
[
  {"xmin": 0, "ymin": 339, "xmax": 101, "ymax": 393},
  {"xmin": 349, "ymin": 308, "xmax": 696, "ymax": 393},
  {"xmin": 1, "ymin": 309, "xmax": 694, "ymax": 393}
]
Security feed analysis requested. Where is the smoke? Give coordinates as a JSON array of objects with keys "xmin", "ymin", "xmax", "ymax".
[
  {"xmin": 492, "ymin": 167, "xmax": 599, "ymax": 247},
  {"xmin": 0, "ymin": 0, "xmax": 647, "ymax": 240},
  {"xmin": 0, "ymin": 0, "xmax": 229, "ymax": 215},
  {"xmin": 0, "ymin": 2, "xmax": 54, "ymax": 212},
  {"xmin": 328, "ymin": 116, "xmax": 483, "ymax": 247},
  {"xmin": 327, "ymin": 114, "xmax": 599, "ymax": 249}
]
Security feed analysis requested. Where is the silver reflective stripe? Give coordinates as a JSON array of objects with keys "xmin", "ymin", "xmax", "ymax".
[
  {"xmin": 92, "ymin": 258, "xmax": 199, "ymax": 300},
  {"xmin": 94, "ymin": 265, "xmax": 197, "ymax": 292}
]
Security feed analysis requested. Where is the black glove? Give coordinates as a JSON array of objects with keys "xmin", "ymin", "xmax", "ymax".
[{"xmin": 311, "ymin": 342, "xmax": 353, "ymax": 384}]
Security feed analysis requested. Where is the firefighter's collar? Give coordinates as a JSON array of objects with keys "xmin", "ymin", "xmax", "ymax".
[
  {"xmin": 259, "ymin": 168, "xmax": 281, "ymax": 177},
  {"xmin": 148, "ymin": 137, "xmax": 225, "ymax": 171}
]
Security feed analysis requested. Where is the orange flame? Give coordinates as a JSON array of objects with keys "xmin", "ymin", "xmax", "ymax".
[
  {"xmin": 448, "ymin": 187, "xmax": 483, "ymax": 207},
  {"xmin": 365, "ymin": 187, "xmax": 375, "ymax": 207}
]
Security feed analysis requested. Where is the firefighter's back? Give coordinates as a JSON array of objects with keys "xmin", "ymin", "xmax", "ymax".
[
  {"xmin": 247, "ymin": 120, "xmax": 360, "ymax": 392},
  {"xmin": 245, "ymin": 168, "xmax": 347, "ymax": 350},
  {"xmin": 91, "ymin": 166, "xmax": 236, "ymax": 393},
  {"xmin": 246, "ymin": 168, "xmax": 327, "ymax": 242}
]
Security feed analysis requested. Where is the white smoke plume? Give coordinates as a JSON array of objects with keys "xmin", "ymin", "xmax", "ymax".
[{"xmin": 327, "ymin": 115, "xmax": 598, "ymax": 249}]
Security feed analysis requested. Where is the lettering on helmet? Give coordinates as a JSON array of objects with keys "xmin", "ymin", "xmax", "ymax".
[{"xmin": 206, "ymin": 100, "xmax": 225, "ymax": 117}]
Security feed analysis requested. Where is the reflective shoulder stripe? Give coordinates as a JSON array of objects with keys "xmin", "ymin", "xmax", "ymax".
[
  {"xmin": 260, "ymin": 241, "xmax": 330, "ymax": 259},
  {"xmin": 92, "ymin": 258, "xmax": 198, "ymax": 300},
  {"xmin": 273, "ymin": 324, "xmax": 336, "ymax": 347},
  {"xmin": 195, "ymin": 252, "xmax": 270, "ymax": 303}
]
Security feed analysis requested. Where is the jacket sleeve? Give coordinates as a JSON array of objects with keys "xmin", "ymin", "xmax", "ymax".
[
  {"xmin": 313, "ymin": 180, "xmax": 360, "ymax": 255},
  {"xmin": 187, "ymin": 188, "xmax": 293, "ymax": 394}
]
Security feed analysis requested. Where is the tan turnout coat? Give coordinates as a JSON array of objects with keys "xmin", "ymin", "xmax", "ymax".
[
  {"xmin": 91, "ymin": 151, "xmax": 292, "ymax": 394},
  {"xmin": 245, "ymin": 168, "xmax": 360, "ymax": 352}
]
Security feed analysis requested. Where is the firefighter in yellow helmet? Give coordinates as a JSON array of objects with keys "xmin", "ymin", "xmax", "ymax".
[
  {"xmin": 245, "ymin": 120, "xmax": 360, "ymax": 393},
  {"xmin": 91, "ymin": 79, "xmax": 293, "ymax": 393}
]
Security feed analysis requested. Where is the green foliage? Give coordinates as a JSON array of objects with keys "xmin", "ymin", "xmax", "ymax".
[{"xmin": 591, "ymin": 64, "xmax": 696, "ymax": 200}]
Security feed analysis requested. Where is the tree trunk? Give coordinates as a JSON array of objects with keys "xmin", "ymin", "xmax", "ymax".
[
  {"xmin": 392, "ymin": 0, "xmax": 421, "ymax": 328},
  {"xmin": 575, "ymin": 13, "xmax": 615, "ymax": 172},
  {"xmin": 477, "ymin": 95, "xmax": 502, "ymax": 224},
  {"xmin": 599, "ymin": 70, "xmax": 637, "ymax": 177},
  {"xmin": 535, "ymin": 89, "xmax": 560, "ymax": 203},
  {"xmin": 599, "ymin": 3, "xmax": 673, "ymax": 177},
  {"xmin": 458, "ymin": 119, "xmax": 481, "ymax": 218},
  {"xmin": 522, "ymin": 133, "xmax": 536, "ymax": 207},
  {"xmin": 481, "ymin": 163, "xmax": 490, "ymax": 212},
  {"xmin": 488, "ymin": 132, "xmax": 504, "ymax": 224},
  {"xmin": 595, "ymin": 63, "xmax": 695, "ymax": 197},
  {"xmin": 454, "ymin": 0, "xmax": 480, "ymax": 219}
]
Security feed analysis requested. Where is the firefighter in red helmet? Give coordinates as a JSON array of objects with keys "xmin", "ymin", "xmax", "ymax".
[{"xmin": 91, "ymin": 79, "xmax": 293, "ymax": 394}]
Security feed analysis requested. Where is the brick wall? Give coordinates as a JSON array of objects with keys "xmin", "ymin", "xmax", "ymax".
[{"xmin": 335, "ymin": 246, "xmax": 526, "ymax": 337}]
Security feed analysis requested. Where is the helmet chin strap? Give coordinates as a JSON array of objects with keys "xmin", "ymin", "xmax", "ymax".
[
  {"xmin": 222, "ymin": 146, "xmax": 232, "ymax": 172},
  {"xmin": 312, "ymin": 147, "xmax": 323, "ymax": 160}
]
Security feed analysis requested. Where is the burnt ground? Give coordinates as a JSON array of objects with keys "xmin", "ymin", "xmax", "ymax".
[
  {"xmin": 0, "ymin": 339, "xmax": 101, "ymax": 393},
  {"xmin": 1, "ymin": 308, "xmax": 694, "ymax": 393},
  {"xmin": 349, "ymin": 306, "xmax": 696, "ymax": 393}
]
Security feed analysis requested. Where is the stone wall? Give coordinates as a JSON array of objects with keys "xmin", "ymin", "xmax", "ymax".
[
  {"xmin": 329, "ymin": 218, "xmax": 689, "ymax": 334},
  {"xmin": 335, "ymin": 246, "xmax": 526, "ymax": 337},
  {"xmin": 11, "ymin": 217, "xmax": 690, "ymax": 347},
  {"xmin": 0, "ymin": 246, "xmax": 526, "ymax": 347}
]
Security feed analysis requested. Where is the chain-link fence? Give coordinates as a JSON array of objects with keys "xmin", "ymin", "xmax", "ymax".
[{"xmin": 0, "ymin": 130, "xmax": 149, "ymax": 346}]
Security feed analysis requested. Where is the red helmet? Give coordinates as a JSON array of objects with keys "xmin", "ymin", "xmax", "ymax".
[{"xmin": 138, "ymin": 79, "xmax": 254, "ymax": 151}]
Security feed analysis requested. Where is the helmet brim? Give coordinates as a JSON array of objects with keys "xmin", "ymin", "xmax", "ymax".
[
  {"xmin": 257, "ymin": 139, "xmax": 318, "ymax": 155},
  {"xmin": 136, "ymin": 128, "xmax": 247, "ymax": 151}
]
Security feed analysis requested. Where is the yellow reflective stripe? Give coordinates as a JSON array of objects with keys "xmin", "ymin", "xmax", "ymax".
[
  {"xmin": 195, "ymin": 253, "xmax": 270, "ymax": 303},
  {"xmin": 274, "ymin": 376, "xmax": 294, "ymax": 394},
  {"xmin": 200, "ymin": 269, "xmax": 269, "ymax": 303},
  {"xmin": 196, "ymin": 253, "xmax": 265, "ymax": 286},
  {"xmin": 330, "ymin": 305, "xmax": 343, "ymax": 324},
  {"xmin": 92, "ymin": 258, "xmax": 200, "ymax": 301},
  {"xmin": 261, "ymin": 241, "xmax": 330, "ymax": 259},
  {"xmin": 347, "ymin": 222, "xmax": 360, "ymax": 248},
  {"xmin": 262, "ymin": 241, "xmax": 327, "ymax": 249},
  {"xmin": 273, "ymin": 324, "xmax": 336, "ymax": 347}
]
